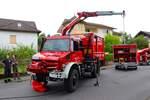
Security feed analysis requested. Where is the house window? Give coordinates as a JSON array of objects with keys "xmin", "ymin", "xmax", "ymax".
[
  {"xmin": 17, "ymin": 23, "xmax": 22, "ymax": 27},
  {"xmin": 9, "ymin": 35, "xmax": 16, "ymax": 44}
]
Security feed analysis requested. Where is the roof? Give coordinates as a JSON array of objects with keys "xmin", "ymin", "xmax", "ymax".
[
  {"xmin": 83, "ymin": 21, "xmax": 115, "ymax": 29},
  {"xmin": 112, "ymin": 44, "xmax": 137, "ymax": 49},
  {"xmin": 57, "ymin": 16, "xmax": 115, "ymax": 33},
  {"xmin": 135, "ymin": 31, "xmax": 150, "ymax": 38},
  {"xmin": 0, "ymin": 18, "xmax": 41, "ymax": 33},
  {"xmin": 113, "ymin": 31, "xmax": 122, "ymax": 36}
]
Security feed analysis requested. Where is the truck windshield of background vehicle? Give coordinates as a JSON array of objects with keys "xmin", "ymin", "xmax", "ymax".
[{"xmin": 42, "ymin": 39, "xmax": 70, "ymax": 51}]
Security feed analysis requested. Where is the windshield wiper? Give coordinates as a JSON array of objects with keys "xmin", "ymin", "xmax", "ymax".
[{"xmin": 53, "ymin": 47, "xmax": 62, "ymax": 51}]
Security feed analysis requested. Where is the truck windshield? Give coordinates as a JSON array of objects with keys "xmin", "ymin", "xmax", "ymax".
[{"xmin": 42, "ymin": 39, "xmax": 70, "ymax": 51}]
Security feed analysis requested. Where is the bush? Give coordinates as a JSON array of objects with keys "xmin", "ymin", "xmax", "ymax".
[
  {"xmin": 105, "ymin": 53, "xmax": 113, "ymax": 61},
  {"xmin": 129, "ymin": 35, "xmax": 149, "ymax": 49},
  {"xmin": 0, "ymin": 45, "xmax": 36, "ymax": 74},
  {"xmin": 105, "ymin": 34, "xmax": 121, "ymax": 53},
  {"xmin": 0, "ymin": 49, "xmax": 8, "ymax": 61},
  {"xmin": 0, "ymin": 66, "xmax": 3, "ymax": 74},
  {"xmin": 10, "ymin": 45, "xmax": 36, "ymax": 66}
]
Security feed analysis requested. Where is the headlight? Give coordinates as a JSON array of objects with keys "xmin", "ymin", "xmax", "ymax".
[
  {"xmin": 32, "ymin": 55, "xmax": 40, "ymax": 60},
  {"xmin": 62, "ymin": 64, "xmax": 66, "ymax": 68}
]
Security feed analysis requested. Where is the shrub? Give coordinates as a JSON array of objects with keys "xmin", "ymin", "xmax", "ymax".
[
  {"xmin": 105, "ymin": 53, "xmax": 113, "ymax": 61},
  {"xmin": 0, "ymin": 49, "xmax": 8, "ymax": 61},
  {"xmin": 0, "ymin": 45, "xmax": 36, "ymax": 74},
  {"xmin": 10, "ymin": 45, "xmax": 36, "ymax": 66},
  {"xmin": 129, "ymin": 35, "xmax": 149, "ymax": 49},
  {"xmin": 105, "ymin": 34, "xmax": 121, "ymax": 53}
]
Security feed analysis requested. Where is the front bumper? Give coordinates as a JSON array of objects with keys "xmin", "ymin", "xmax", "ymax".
[
  {"xmin": 114, "ymin": 62, "xmax": 137, "ymax": 70},
  {"xmin": 49, "ymin": 70, "xmax": 66, "ymax": 79}
]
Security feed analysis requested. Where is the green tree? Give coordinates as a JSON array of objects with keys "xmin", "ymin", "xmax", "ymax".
[
  {"xmin": 123, "ymin": 33, "xmax": 132, "ymax": 44},
  {"xmin": 130, "ymin": 35, "xmax": 149, "ymax": 49},
  {"xmin": 105, "ymin": 34, "xmax": 121, "ymax": 53},
  {"xmin": 38, "ymin": 33, "xmax": 46, "ymax": 51}
]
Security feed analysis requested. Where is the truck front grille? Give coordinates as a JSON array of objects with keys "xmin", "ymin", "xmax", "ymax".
[{"xmin": 46, "ymin": 60, "xmax": 58, "ymax": 69}]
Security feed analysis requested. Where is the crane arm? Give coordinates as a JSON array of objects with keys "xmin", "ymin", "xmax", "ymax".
[
  {"xmin": 61, "ymin": 11, "xmax": 125, "ymax": 36},
  {"xmin": 77, "ymin": 11, "xmax": 125, "ymax": 17}
]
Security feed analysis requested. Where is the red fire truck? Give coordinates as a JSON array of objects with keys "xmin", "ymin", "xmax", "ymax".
[
  {"xmin": 27, "ymin": 11, "xmax": 124, "ymax": 92},
  {"xmin": 137, "ymin": 48, "xmax": 150, "ymax": 65},
  {"xmin": 112, "ymin": 44, "xmax": 137, "ymax": 70}
]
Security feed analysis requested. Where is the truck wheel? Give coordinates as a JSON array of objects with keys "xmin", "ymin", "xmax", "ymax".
[
  {"xmin": 64, "ymin": 68, "xmax": 79, "ymax": 92},
  {"xmin": 134, "ymin": 66, "xmax": 137, "ymax": 70},
  {"xmin": 115, "ymin": 66, "xmax": 118, "ymax": 70}
]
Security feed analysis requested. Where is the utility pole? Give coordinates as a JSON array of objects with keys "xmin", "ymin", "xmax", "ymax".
[{"xmin": 122, "ymin": 10, "xmax": 126, "ymax": 44}]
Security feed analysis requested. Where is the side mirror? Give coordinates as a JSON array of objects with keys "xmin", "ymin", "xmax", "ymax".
[{"xmin": 39, "ymin": 37, "xmax": 46, "ymax": 51}]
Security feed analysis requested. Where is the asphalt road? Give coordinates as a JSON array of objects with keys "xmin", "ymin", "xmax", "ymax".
[{"xmin": 0, "ymin": 66, "xmax": 150, "ymax": 100}]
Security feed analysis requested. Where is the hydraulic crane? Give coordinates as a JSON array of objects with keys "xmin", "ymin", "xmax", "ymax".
[
  {"xmin": 62, "ymin": 11, "xmax": 125, "ymax": 36},
  {"xmin": 61, "ymin": 10, "xmax": 125, "ymax": 86}
]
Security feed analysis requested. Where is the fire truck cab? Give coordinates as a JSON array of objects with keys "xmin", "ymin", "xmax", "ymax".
[
  {"xmin": 112, "ymin": 44, "xmax": 137, "ymax": 70},
  {"xmin": 28, "ymin": 33, "xmax": 105, "ymax": 92}
]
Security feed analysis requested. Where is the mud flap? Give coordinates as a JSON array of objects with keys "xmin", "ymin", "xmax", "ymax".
[{"xmin": 32, "ymin": 80, "xmax": 47, "ymax": 92}]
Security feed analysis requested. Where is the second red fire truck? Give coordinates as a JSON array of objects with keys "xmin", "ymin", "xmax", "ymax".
[{"xmin": 112, "ymin": 44, "xmax": 137, "ymax": 70}]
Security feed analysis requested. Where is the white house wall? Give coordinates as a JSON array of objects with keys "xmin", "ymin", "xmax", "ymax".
[
  {"xmin": 97, "ymin": 28, "xmax": 113, "ymax": 38},
  {"xmin": 0, "ymin": 30, "xmax": 38, "ymax": 50}
]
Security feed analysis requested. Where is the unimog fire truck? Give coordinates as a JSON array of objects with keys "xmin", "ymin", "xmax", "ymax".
[
  {"xmin": 28, "ymin": 11, "xmax": 125, "ymax": 92},
  {"xmin": 112, "ymin": 44, "xmax": 137, "ymax": 70}
]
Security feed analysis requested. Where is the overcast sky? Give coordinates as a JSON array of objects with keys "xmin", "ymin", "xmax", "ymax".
[{"xmin": 0, "ymin": 0, "xmax": 149, "ymax": 36}]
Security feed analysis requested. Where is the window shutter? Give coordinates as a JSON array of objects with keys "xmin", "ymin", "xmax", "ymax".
[{"xmin": 9, "ymin": 35, "xmax": 16, "ymax": 44}]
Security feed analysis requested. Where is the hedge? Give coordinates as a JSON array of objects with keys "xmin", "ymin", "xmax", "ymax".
[
  {"xmin": 0, "ymin": 45, "xmax": 36, "ymax": 74},
  {"xmin": 105, "ymin": 53, "xmax": 113, "ymax": 61}
]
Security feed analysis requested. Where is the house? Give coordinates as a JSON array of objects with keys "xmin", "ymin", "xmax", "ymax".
[
  {"xmin": 135, "ymin": 31, "xmax": 150, "ymax": 42},
  {"xmin": 0, "ymin": 18, "xmax": 41, "ymax": 50},
  {"xmin": 57, "ymin": 16, "xmax": 119, "ymax": 38}
]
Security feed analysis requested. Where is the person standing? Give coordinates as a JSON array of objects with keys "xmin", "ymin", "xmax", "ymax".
[
  {"xmin": 2, "ymin": 55, "xmax": 12, "ymax": 83},
  {"xmin": 12, "ymin": 55, "xmax": 19, "ymax": 80}
]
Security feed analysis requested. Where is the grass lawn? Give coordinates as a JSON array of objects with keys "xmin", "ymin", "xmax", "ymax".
[{"xmin": 0, "ymin": 65, "xmax": 27, "ymax": 74}]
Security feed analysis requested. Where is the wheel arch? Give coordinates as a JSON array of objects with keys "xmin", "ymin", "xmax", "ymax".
[{"xmin": 64, "ymin": 62, "xmax": 81, "ymax": 79}]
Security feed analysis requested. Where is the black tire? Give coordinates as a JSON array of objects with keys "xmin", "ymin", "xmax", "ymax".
[
  {"xmin": 115, "ymin": 66, "xmax": 118, "ymax": 70},
  {"xmin": 134, "ymin": 66, "xmax": 137, "ymax": 70},
  {"xmin": 64, "ymin": 69, "xmax": 79, "ymax": 92}
]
